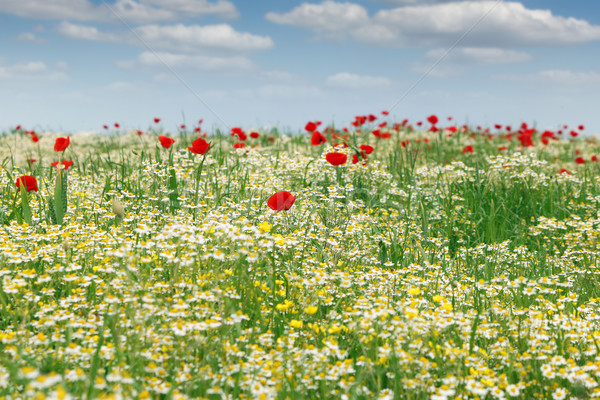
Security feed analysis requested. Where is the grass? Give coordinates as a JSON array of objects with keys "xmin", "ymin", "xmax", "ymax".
[{"xmin": 0, "ymin": 122, "xmax": 599, "ymax": 399}]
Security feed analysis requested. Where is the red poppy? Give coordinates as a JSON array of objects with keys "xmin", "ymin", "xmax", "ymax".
[
  {"xmin": 326, "ymin": 152, "xmax": 347, "ymax": 166},
  {"xmin": 575, "ymin": 156, "xmax": 586, "ymax": 164},
  {"xmin": 27, "ymin": 158, "xmax": 37, "ymax": 164},
  {"xmin": 31, "ymin": 135, "xmax": 39, "ymax": 143},
  {"xmin": 305, "ymin": 122, "xmax": 317, "ymax": 132},
  {"xmin": 114, "ymin": 123, "xmax": 120, "ymax": 128},
  {"xmin": 378, "ymin": 122, "xmax": 387, "ymax": 128},
  {"xmin": 462, "ymin": 145, "xmax": 474, "ymax": 153},
  {"xmin": 188, "ymin": 138, "xmax": 210, "ymax": 155},
  {"xmin": 267, "ymin": 191, "xmax": 296, "ymax": 212},
  {"xmin": 592, "ymin": 155, "xmax": 598, "ymax": 162},
  {"xmin": 416, "ymin": 121, "xmax": 422, "ymax": 127},
  {"xmin": 233, "ymin": 142, "xmax": 245, "ymax": 149},
  {"xmin": 54, "ymin": 137, "xmax": 70, "ymax": 152},
  {"xmin": 198, "ymin": 119, "xmax": 203, "ymax": 124},
  {"xmin": 558, "ymin": 168, "xmax": 571, "ymax": 175},
  {"xmin": 250, "ymin": 132, "xmax": 260, "ymax": 139},
  {"xmin": 427, "ymin": 115, "xmax": 438, "ymax": 125},
  {"xmin": 381, "ymin": 110, "xmax": 389, "ymax": 116},
  {"xmin": 367, "ymin": 114, "xmax": 377, "ymax": 122},
  {"xmin": 103, "ymin": 125, "xmax": 109, "ymax": 130},
  {"xmin": 158, "ymin": 136, "xmax": 175, "ymax": 149},
  {"xmin": 180, "ymin": 124, "xmax": 186, "ymax": 130},
  {"xmin": 16, "ymin": 175, "xmax": 38, "ymax": 192},
  {"xmin": 16, "ymin": 125, "xmax": 21, "ymax": 131},
  {"xmin": 505, "ymin": 126, "xmax": 511, "ymax": 132},
  {"xmin": 231, "ymin": 127, "xmax": 247, "ymax": 141},
  {"xmin": 359, "ymin": 144, "xmax": 374, "ymax": 154},
  {"xmin": 352, "ymin": 150, "xmax": 367, "ymax": 165},
  {"xmin": 51, "ymin": 160, "xmax": 74, "ymax": 170},
  {"xmin": 135, "ymin": 130, "xmax": 143, "ymax": 136},
  {"xmin": 311, "ymin": 131, "xmax": 327, "ymax": 145},
  {"xmin": 579, "ymin": 125, "xmax": 585, "ymax": 130},
  {"xmin": 154, "ymin": 118, "xmax": 161, "ymax": 124},
  {"xmin": 494, "ymin": 124, "xmax": 502, "ymax": 130},
  {"xmin": 498, "ymin": 146, "xmax": 507, "ymax": 151},
  {"xmin": 517, "ymin": 129, "xmax": 534, "ymax": 147},
  {"xmin": 447, "ymin": 116, "xmax": 453, "ymax": 121},
  {"xmin": 570, "ymin": 130, "xmax": 578, "ymax": 137}
]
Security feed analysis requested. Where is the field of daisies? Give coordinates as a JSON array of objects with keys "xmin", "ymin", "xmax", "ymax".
[{"xmin": 1, "ymin": 114, "xmax": 600, "ymax": 400}]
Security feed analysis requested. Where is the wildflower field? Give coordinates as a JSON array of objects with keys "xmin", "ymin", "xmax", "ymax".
[{"xmin": 2, "ymin": 115, "xmax": 600, "ymax": 400}]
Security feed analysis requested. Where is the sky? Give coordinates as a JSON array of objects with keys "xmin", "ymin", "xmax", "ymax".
[{"xmin": 1, "ymin": 0, "xmax": 600, "ymax": 134}]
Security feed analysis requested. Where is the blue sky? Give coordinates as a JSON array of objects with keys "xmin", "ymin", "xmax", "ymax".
[{"xmin": 2, "ymin": 0, "xmax": 600, "ymax": 134}]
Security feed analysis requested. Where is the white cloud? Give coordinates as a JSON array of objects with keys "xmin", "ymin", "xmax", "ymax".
[
  {"xmin": 258, "ymin": 84, "xmax": 325, "ymax": 100},
  {"xmin": 265, "ymin": 1, "xmax": 369, "ymax": 39},
  {"xmin": 134, "ymin": 51, "xmax": 255, "ymax": 70},
  {"xmin": 497, "ymin": 69, "xmax": 600, "ymax": 85},
  {"xmin": 0, "ymin": 61, "xmax": 68, "ymax": 81},
  {"xmin": 268, "ymin": 1, "xmax": 600, "ymax": 48},
  {"xmin": 136, "ymin": 0, "xmax": 239, "ymax": 19},
  {"xmin": 424, "ymin": 47, "xmax": 532, "ymax": 64},
  {"xmin": 58, "ymin": 21, "xmax": 118, "ymax": 41},
  {"xmin": 15, "ymin": 32, "xmax": 45, "ymax": 42},
  {"xmin": 325, "ymin": 72, "xmax": 392, "ymax": 88},
  {"xmin": 134, "ymin": 24, "xmax": 274, "ymax": 52},
  {"xmin": 0, "ymin": 0, "xmax": 238, "ymax": 23}
]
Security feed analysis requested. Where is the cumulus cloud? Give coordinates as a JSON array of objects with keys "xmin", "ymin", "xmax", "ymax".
[
  {"xmin": 325, "ymin": 72, "xmax": 392, "ymax": 88},
  {"xmin": 0, "ymin": 0, "xmax": 238, "ymax": 23},
  {"xmin": 424, "ymin": 47, "xmax": 532, "ymax": 64},
  {"xmin": 265, "ymin": 1, "xmax": 369, "ymax": 39},
  {"xmin": 268, "ymin": 1, "xmax": 600, "ymax": 48},
  {"xmin": 133, "ymin": 51, "xmax": 255, "ymax": 71},
  {"xmin": 497, "ymin": 69, "xmax": 600, "ymax": 85},
  {"xmin": 134, "ymin": 24, "xmax": 274, "ymax": 53},
  {"xmin": 58, "ymin": 21, "xmax": 118, "ymax": 41},
  {"xmin": 0, "ymin": 61, "xmax": 68, "ymax": 81}
]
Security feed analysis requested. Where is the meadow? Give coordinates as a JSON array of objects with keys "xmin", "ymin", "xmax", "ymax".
[{"xmin": 1, "ymin": 115, "xmax": 600, "ymax": 399}]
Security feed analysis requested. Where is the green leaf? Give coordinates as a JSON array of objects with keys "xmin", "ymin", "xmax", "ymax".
[{"xmin": 54, "ymin": 170, "xmax": 64, "ymax": 225}]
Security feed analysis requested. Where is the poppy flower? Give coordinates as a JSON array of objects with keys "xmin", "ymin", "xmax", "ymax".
[
  {"xmin": 231, "ymin": 127, "xmax": 247, "ymax": 141},
  {"xmin": 51, "ymin": 160, "xmax": 74, "ymax": 170},
  {"xmin": 194, "ymin": 127, "xmax": 201, "ymax": 133},
  {"xmin": 558, "ymin": 168, "xmax": 571, "ymax": 175},
  {"xmin": 31, "ymin": 135, "xmax": 39, "ymax": 143},
  {"xmin": 352, "ymin": 150, "xmax": 367, "ymax": 164},
  {"xmin": 427, "ymin": 115, "xmax": 438, "ymax": 125},
  {"xmin": 158, "ymin": 136, "xmax": 175, "ymax": 149},
  {"xmin": 16, "ymin": 175, "xmax": 38, "ymax": 192},
  {"xmin": 575, "ymin": 156, "xmax": 586, "ymax": 164},
  {"xmin": 381, "ymin": 110, "xmax": 389, "ymax": 116},
  {"xmin": 233, "ymin": 142, "xmax": 245, "ymax": 149},
  {"xmin": 570, "ymin": 130, "xmax": 578, "ymax": 137},
  {"xmin": 154, "ymin": 118, "xmax": 161, "ymax": 123},
  {"xmin": 462, "ymin": 145, "xmax": 474, "ymax": 153},
  {"xmin": 494, "ymin": 124, "xmax": 502, "ymax": 130},
  {"xmin": 103, "ymin": 125, "xmax": 109, "ymax": 130},
  {"xmin": 135, "ymin": 130, "xmax": 143, "ymax": 136},
  {"xmin": 416, "ymin": 121, "xmax": 422, "ymax": 127},
  {"xmin": 592, "ymin": 155, "xmax": 598, "ymax": 162},
  {"xmin": 54, "ymin": 137, "xmax": 70, "ymax": 152},
  {"xmin": 188, "ymin": 138, "xmax": 210, "ymax": 155},
  {"xmin": 579, "ymin": 125, "xmax": 585, "ymax": 130},
  {"xmin": 305, "ymin": 122, "xmax": 317, "ymax": 132},
  {"xmin": 311, "ymin": 131, "xmax": 327, "ymax": 145},
  {"xmin": 367, "ymin": 114, "xmax": 377, "ymax": 122},
  {"xmin": 114, "ymin": 123, "xmax": 120, "ymax": 128},
  {"xmin": 267, "ymin": 191, "xmax": 296, "ymax": 212},
  {"xmin": 359, "ymin": 144, "xmax": 374, "ymax": 154},
  {"xmin": 498, "ymin": 146, "xmax": 507, "ymax": 151},
  {"xmin": 27, "ymin": 158, "xmax": 37, "ymax": 164},
  {"xmin": 180, "ymin": 124, "xmax": 186, "ymax": 130},
  {"xmin": 326, "ymin": 152, "xmax": 347, "ymax": 166},
  {"xmin": 250, "ymin": 132, "xmax": 260, "ymax": 139}
]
